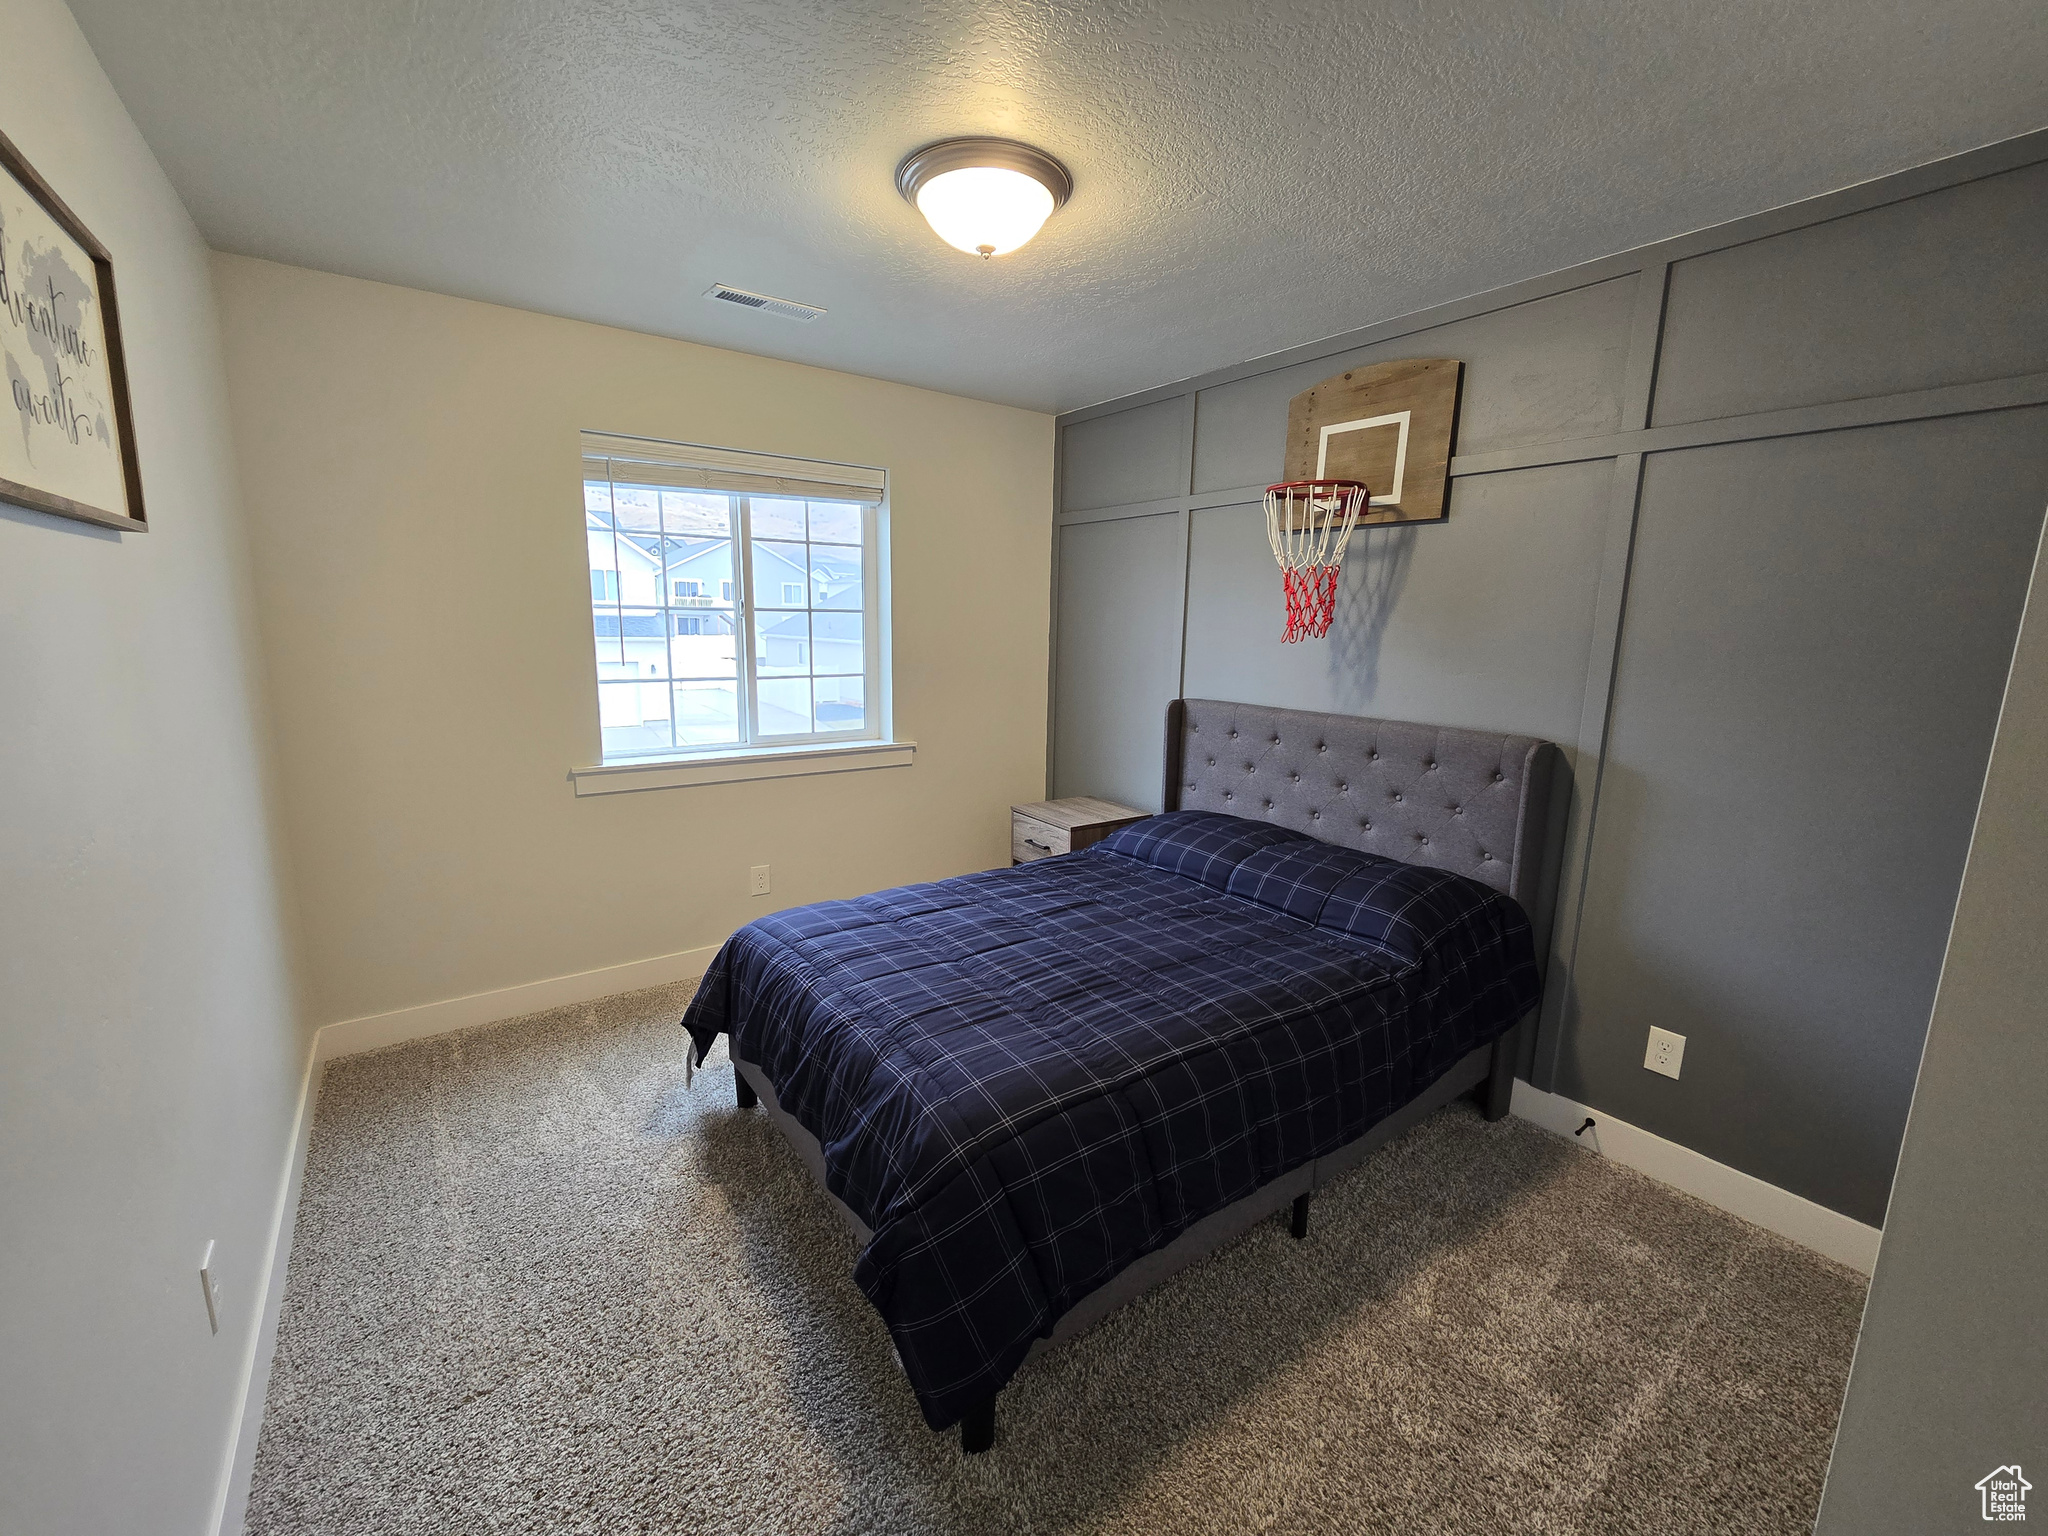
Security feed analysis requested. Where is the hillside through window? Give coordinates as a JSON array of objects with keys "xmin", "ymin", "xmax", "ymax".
[{"xmin": 582, "ymin": 433, "xmax": 885, "ymax": 761}]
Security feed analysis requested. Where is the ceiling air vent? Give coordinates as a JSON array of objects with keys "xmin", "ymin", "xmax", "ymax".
[{"xmin": 704, "ymin": 283, "xmax": 826, "ymax": 322}]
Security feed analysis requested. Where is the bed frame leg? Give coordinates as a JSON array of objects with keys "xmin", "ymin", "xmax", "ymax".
[
  {"xmin": 961, "ymin": 1395, "xmax": 995, "ymax": 1454},
  {"xmin": 1290, "ymin": 1192, "xmax": 1312, "ymax": 1240},
  {"xmin": 1484, "ymin": 1030, "xmax": 1516, "ymax": 1122},
  {"xmin": 734, "ymin": 1071, "xmax": 758, "ymax": 1110}
]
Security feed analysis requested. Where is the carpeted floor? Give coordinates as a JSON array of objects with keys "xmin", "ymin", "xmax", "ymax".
[{"xmin": 247, "ymin": 982, "xmax": 1866, "ymax": 1536}]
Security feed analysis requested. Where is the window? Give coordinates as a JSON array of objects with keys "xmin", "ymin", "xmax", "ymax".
[{"xmin": 582, "ymin": 432, "xmax": 886, "ymax": 762}]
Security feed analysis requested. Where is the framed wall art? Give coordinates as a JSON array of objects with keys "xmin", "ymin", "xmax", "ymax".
[{"xmin": 0, "ymin": 126, "xmax": 144, "ymax": 531}]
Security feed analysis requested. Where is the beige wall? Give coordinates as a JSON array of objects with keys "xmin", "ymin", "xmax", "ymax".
[
  {"xmin": 0, "ymin": 4, "xmax": 305, "ymax": 1532},
  {"xmin": 212, "ymin": 255, "xmax": 1054, "ymax": 1028}
]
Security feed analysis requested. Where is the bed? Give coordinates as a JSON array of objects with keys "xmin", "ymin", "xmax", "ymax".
[{"xmin": 680, "ymin": 698, "xmax": 1564, "ymax": 1452}]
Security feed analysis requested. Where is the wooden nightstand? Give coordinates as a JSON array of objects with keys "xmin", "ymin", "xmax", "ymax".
[{"xmin": 1011, "ymin": 796, "xmax": 1149, "ymax": 866}]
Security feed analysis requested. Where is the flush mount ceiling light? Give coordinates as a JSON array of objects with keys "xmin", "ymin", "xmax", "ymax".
[{"xmin": 895, "ymin": 138, "xmax": 1072, "ymax": 259}]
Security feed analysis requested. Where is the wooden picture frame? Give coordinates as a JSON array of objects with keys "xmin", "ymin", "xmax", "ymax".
[{"xmin": 0, "ymin": 126, "xmax": 145, "ymax": 532}]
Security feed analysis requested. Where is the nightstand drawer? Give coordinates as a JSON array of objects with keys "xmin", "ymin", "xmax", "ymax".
[
  {"xmin": 1009, "ymin": 796, "xmax": 1147, "ymax": 866},
  {"xmin": 1012, "ymin": 814, "xmax": 1069, "ymax": 863}
]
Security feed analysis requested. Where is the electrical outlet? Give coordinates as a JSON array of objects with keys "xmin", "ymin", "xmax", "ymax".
[
  {"xmin": 1644, "ymin": 1026, "xmax": 1686, "ymax": 1080},
  {"xmin": 198, "ymin": 1241, "xmax": 221, "ymax": 1335},
  {"xmin": 748, "ymin": 864, "xmax": 771, "ymax": 897}
]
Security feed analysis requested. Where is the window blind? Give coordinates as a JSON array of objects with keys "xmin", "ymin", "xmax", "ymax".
[{"xmin": 581, "ymin": 431, "xmax": 886, "ymax": 506}]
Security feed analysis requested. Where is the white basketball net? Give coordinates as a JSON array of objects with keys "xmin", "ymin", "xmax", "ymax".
[{"xmin": 1264, "ymin": 480, "xmax": 1367, "ymax": 642}]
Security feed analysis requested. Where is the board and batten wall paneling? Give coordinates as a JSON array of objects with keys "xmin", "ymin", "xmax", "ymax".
[
  {"xmin": 1051, "ymin": 128, "xmax": 2048, "ymax": 1225},
  {"xmin": 1061, "ymin": 396, "xmax": 1189, "ymax": 511},
  {"xmin": 1183, "ymin": 461, "xmax": 1613, "ymax": 743},
  {"xmin": 1052, "ymin": 512, "xmax": 1186, "ymax": 810},
  {"xmin": 1191, "ymin": 276, "xmax": 1639, "ymax": 494},
  {"xmin": 1561, "ymin": 411, "xmax": 2048, "ymax": 1226},
  {"xmin": 1653, "ymin": 161, "xmax": 2048, "ymax": 427}
]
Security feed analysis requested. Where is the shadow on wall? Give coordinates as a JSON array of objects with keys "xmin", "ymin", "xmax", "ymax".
[{"xmin": 1329, "ymin": 521, "xmax": 1416, "ymax": 711}]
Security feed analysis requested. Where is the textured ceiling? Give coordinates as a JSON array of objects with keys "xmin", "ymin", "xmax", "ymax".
[{"xmin": 66, "ymin": 0, "xmax": 2048, "ymax": 413}]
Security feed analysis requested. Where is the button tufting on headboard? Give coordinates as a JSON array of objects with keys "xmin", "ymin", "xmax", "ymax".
[{"xmin": 1168, "ymin": 698, "xmax": 1559, "ymax": 915}]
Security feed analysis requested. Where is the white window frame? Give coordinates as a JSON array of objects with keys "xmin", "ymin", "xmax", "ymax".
[
  {"xmin": 731, "ymin": 495, "xmax": 885, "ymax": 751},
  {"xmin": 573, "ymin": 434, "xmax": 902, "ymax": 788}
]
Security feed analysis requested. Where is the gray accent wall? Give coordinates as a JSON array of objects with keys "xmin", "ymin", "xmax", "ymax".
[
  {"xmin": 1049, "ymin": 131, "xmax": 2048, "ymax": 1227},
  {"xmin": 1813, "ymin": 513, "xmax": 2048, "ymax": 1534},
  {"xmin": 1566, "ymin": 414, "xmax": 2048, "ymax": 1221},
  {"xmin": 1052, "ymin": 509, "xmax": 1187, "ymax": 810}
]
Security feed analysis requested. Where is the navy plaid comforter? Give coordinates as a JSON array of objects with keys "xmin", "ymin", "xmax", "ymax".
[{"xmin": 680, "ymin": 811, "xmax": 1539, "ymax": 1429}]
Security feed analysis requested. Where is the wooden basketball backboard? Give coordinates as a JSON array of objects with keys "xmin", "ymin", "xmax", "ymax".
[{"xmin": 1282, "ymin": 357, "xmax": 1463, "ymax": 525}]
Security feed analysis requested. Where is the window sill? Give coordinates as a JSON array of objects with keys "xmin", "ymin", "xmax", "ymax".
[{"xmin": 570, "ymin": 738, "xmax": 915, "ymax": 796}]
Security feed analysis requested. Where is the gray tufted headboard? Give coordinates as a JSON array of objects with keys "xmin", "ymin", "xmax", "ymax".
[{"xmin": 1163, "ymin": 699, "xmax": 1565, "ymax": 958}]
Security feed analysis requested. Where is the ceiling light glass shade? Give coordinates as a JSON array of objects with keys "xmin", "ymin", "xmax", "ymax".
[
  {"xmin": 896, "ymin": 138, "xmax": 1072, "ymax": 258},
  {"xmin": 915, "ymin": 167, "xmax": 1056, "ymax": 257}
]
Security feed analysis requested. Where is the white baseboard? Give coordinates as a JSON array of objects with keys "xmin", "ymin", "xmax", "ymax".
[
  {"xmin": 209, "ymin": 941, "xmax": 724, "ymax": 1533},
  {"xmin": 210, "ymin": 1031, "xmax": 321, "ymax": 1536},
  {"xmin": 313, "ymin": 943, "xmax": 722, "ymax": 1063},
  {"xmin": 1511, "ymin": 1080, "xmax": 1883, "ymax": 1275}
]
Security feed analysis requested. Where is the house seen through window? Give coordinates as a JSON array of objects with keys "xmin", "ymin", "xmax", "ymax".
[{"xmin": 582, "ymin": 432, "xmax": 886, "ymax": 761}]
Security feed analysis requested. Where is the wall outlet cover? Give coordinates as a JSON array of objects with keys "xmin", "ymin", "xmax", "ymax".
[
  {"xmin": 749, "ymin": 864, "xmax": 771, "ymax": 897},
  {"xmin": 1645, "ymin": 1026, "xmax": 1686, "ymax": 1080}
]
